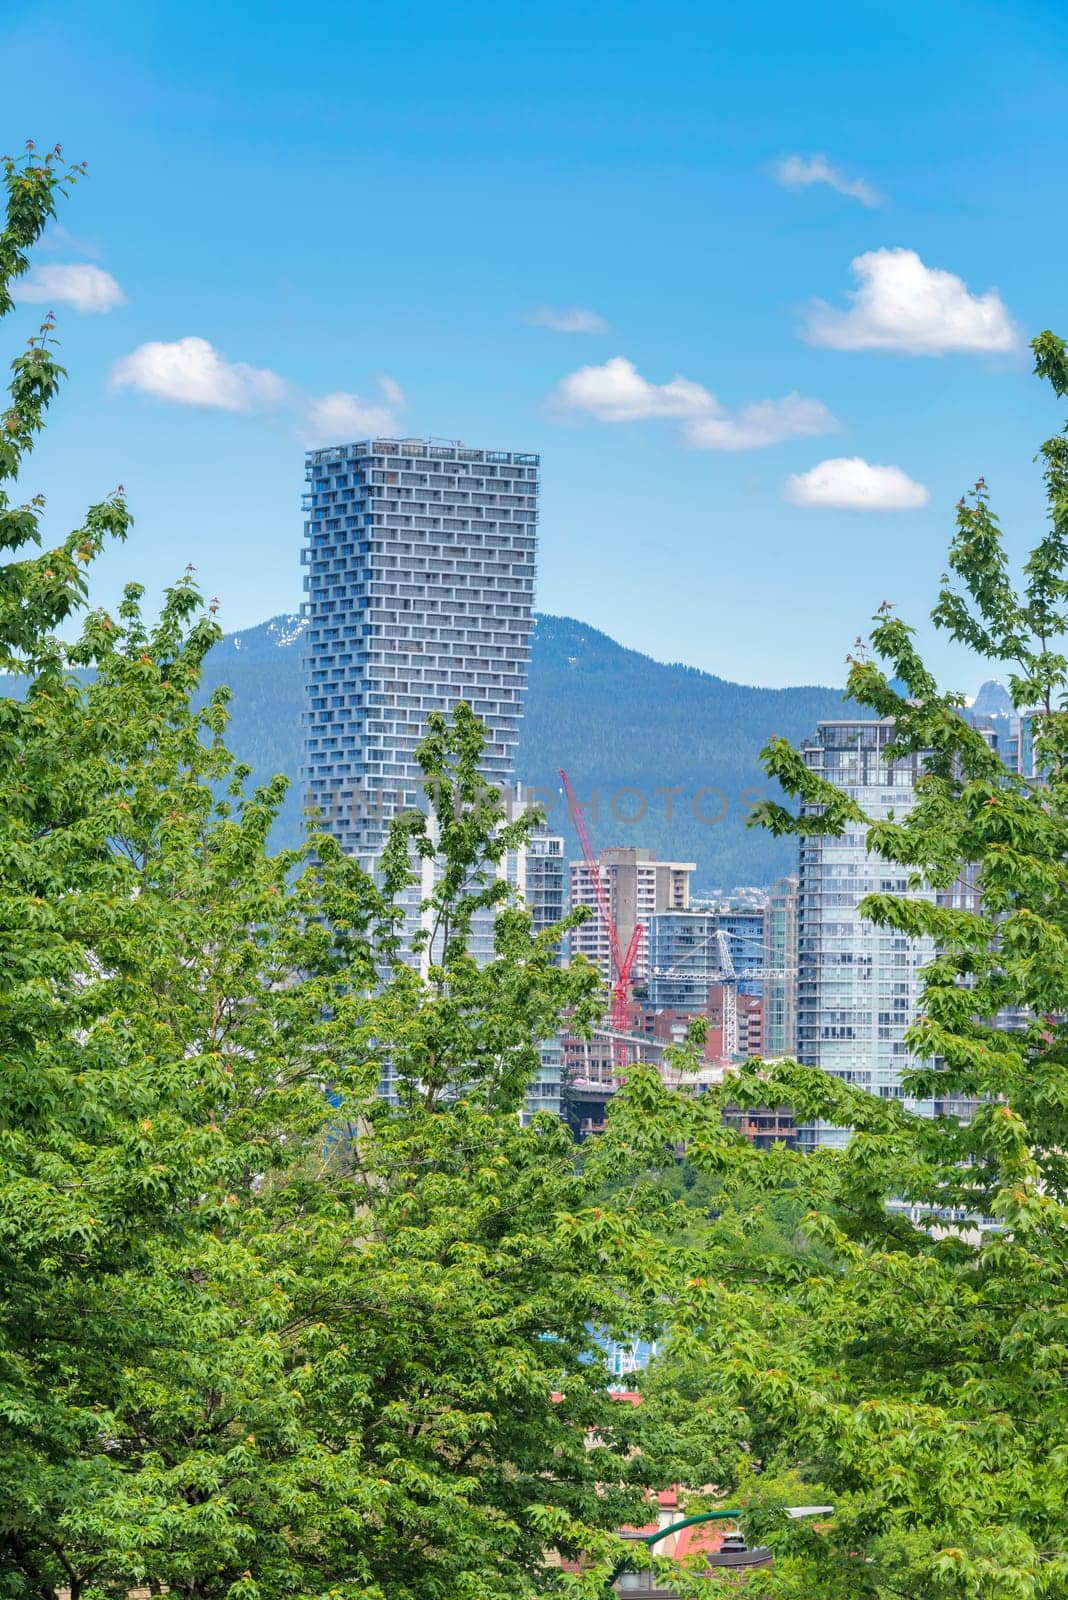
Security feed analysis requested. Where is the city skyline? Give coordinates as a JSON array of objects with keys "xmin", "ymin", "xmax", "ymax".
[
  {"xmin": 3, "ymin": 0, "xmax": 1066, "ymax": 692},
  {"xmin": 3, "ymin": 20, "xmax": 1067, "ymax": 1598}
]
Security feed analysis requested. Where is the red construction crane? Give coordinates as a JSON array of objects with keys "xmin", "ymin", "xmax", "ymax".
[{"xmin": 559, "ymin": 769, "xmax": 643, "ymax": 1067}]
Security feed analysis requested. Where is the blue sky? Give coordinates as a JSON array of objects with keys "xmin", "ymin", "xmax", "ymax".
[{"xmin": 3, "ymin": 0, "xmax": 1066, "ymax": 689}]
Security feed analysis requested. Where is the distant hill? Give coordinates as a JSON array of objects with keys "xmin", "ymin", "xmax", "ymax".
[
  {"xmin": 198, "ymin": 615, "xmax": 310, "ymax": 852},
  {"xmin": 198, "ymin": 612, "xmax": 857, "ymax": 889}
]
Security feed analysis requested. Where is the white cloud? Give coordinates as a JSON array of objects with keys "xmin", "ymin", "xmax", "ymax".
[
  {"xmin": 15, "ymin": 263, "xmax": 125, "ymax": 313},
  {"xmin": 376, "ymin": 374, "xmax": 406, "ymax": 409},
  {"xmin": 552, "ymin": 355, "xmax": 837, "ymax": 450},
  {"xmin": 785, "ymin": 456, "xmax": 930, "ymax": 511},
  {"xmin": 111, "ymin": 337, "xmax": 287, "ymax": 410},
  {"xmin": 685, "ymin": 392, "xmax": 838, "ymax": 451},
  {"xmin": 774, "ymin": 153, "xmax": 883, "ymax": 208},
  {"xmin": 553, "ymin": 356, "xmax": 714, "ymax": 421},
  {"xmin": 111, "ymin": 338, "xmax": 407, "ymax": 439},
  {"xmin": 804, "ymin": 248, "xmax": 1018, "ymax": 355},
  {"xmin": 525, "ymin": 305, "xmax": 608, "ymax": 334},
  {"xmin": 302, "ymin": 376, "xmax": 406, "ymax": 443}
]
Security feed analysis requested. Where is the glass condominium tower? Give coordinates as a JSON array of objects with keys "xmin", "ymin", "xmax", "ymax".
[
  {"xmin": 302, "ymin": 437, "xmax": 539, "ymax": 865},
  {"xmin": 796, "ymin": 719, "xmax": 936, "ymax": 1151},
  {"xmin": 762, "ymin": 874, "xmax": 798, "ymax": 1059}
]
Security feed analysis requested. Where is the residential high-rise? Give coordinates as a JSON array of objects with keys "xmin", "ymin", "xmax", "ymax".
[
  {"xmin": 647, "ymin": 908, "xmax": 726, "ymax": 1011},
  {"xmin": 302, "ymin": 437, "xmax": 539, "ymax": 864},
  {"xmin": 522, "ymin": 1036, "xmax": 565, "ymax": 1127},
  {"xmin": 515, "ymin": 817, "xmax": 569, "ymax": 1125},
  {"xmin": 302, "ymin": 436, "xmax": 539, "ymax": 1100},
  {"xmin": 647, "ymin": 904, "xmax": 765, "ymax": 1013},
  {"xmin": 762, "ymin": 875, "xmax": 798, "ymax": 1058},
  {"xmin": 519, "ymin": 823, "xmax": 567, "ymax": 949},
  {"xmin": 570, "ymin": 847, "xmax": 694, "ymax": 981},
  {"xmin": 796, "ymin": 719, "xmax": 936, "ymax": 1150},
  {"xmin": 706, "ymin": 903, "xmax": 765, "ymax": 997}
]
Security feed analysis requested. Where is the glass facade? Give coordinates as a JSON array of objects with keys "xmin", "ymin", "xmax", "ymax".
[
  {"xmin": 647, "ymin": 906, "xmax": 765, "ymax": 1012},
  {"xmin": 522, "ymin": 827, "xmax": 566, "ymax": 946},
  {"xmin": 710, "ymin": 906, "xmax": 765, "ymax": 997},
  {"xmin": 522, "ymin": 1035, "xmax": 564, "ymax": 1127},
  {"xmin": 517, "ymin": 823, "xmax": 568, "ymax": 1123},
  {"xmin": 762, "ymin": 875, "xmax": 798, "ymax": 1058},
  {"xmin": 796, "ymin": 719, "xmax": 936, "ymax": 1150},
  {"xmin": 648, "ymin": 909, "xmax": 726, "ymax": 1011}
]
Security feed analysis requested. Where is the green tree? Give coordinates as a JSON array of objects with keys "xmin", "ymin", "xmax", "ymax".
[
  {"xmin": 0, "ymin": 146, "xmax": 711, "ymax": 1600},
  {"xmin": 616, "ymin": 333, "xmax": 1068, "ymax": 1598}
]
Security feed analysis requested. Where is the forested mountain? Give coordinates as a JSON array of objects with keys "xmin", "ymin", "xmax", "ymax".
[
  {"xmin": 202, "ymin": 612, "xmax": 857, "ymax": 888},
  {"xmin": 514, "ymin": 614, "xmax": 863, "ymax": 887}
]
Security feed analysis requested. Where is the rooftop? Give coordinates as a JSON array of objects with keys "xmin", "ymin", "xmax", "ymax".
[{"xmin": 307, "ymin": 438, "xmax": 539, "ymax": 466}]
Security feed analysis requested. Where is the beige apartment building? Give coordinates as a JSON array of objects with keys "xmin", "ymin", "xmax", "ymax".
[{"xmin": 569, "ymin": 846, "xmax": 695, "ymax": 981}]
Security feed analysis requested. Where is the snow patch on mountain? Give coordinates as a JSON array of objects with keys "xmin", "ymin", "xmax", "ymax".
[
  {"xmin": 220, "ymin": 613, "xmax": 308, "ymax": 658},
  {"xmin": 267, "ymin": 614, "xmax": 308, "ymax": 648}
]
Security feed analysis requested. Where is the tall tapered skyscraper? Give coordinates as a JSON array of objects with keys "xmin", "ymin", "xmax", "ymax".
[{"xmin": 302, "ymin": 437, "xmax": 539, "ymax": 861}]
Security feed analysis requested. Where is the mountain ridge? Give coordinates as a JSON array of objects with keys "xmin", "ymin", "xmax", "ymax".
[
  {"xmin": 201, "ymin": 611, "xmax": 856, "ymax": 887},
  {"xmin": 10, "ymin": 612, "xmax": 1000, "ymax": 887}
]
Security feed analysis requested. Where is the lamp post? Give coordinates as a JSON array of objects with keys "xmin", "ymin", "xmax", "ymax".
[{"xmin": 605, "ymin": 1505, "xmax": 833, "ymax": 1593}]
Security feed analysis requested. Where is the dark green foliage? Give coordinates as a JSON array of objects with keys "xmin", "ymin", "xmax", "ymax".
[
  {"xmin": 0, "ymin": 143, "xmax": 718, "ymax": 1600},
  {"xmin": 615, "ymin": 331, "xmax": 1068, "ymax": 1598}
]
